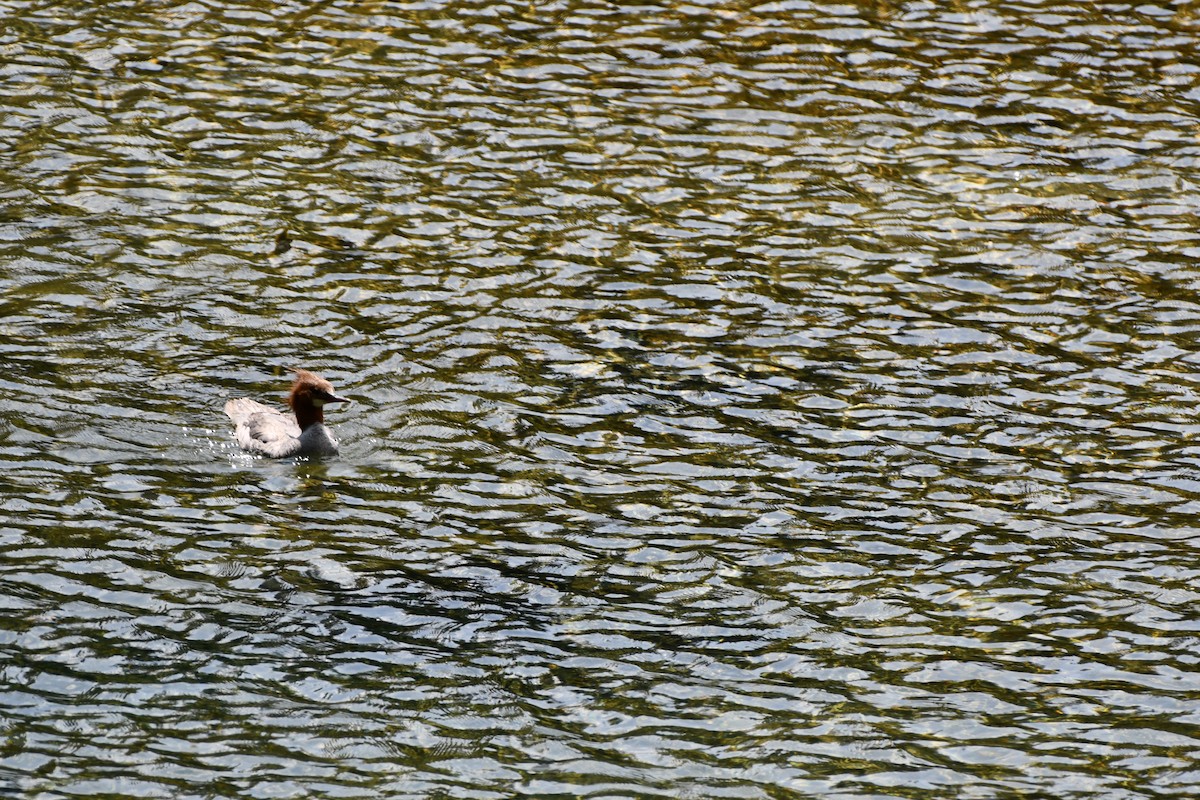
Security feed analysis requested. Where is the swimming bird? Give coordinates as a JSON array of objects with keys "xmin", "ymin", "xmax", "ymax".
[{"xmin": 224, "ymin": 368, "xmax": 351, "ymax": 458}]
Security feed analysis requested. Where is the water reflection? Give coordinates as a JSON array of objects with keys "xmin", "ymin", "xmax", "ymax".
[{"xmin": 2, "ymin": 0, "xmax": 1200, "ymax": 797}]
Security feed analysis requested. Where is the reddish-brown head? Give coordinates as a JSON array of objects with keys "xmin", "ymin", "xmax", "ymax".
[{"xmin": 287, "ymin": 368, "xmax": 351, "ymax": 430}]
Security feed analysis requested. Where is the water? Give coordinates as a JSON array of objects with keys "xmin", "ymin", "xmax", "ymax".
[{"xmin": 3, "ymin": 0, "xmax": 1200, "ymax": 797}]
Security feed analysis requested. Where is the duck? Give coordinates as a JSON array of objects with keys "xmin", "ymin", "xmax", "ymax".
[{"xmin": 224, "ymin": 368, "xmax": 351, "ymax": 458}]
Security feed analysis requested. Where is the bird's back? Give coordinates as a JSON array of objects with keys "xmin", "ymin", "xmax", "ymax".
[{"xmin": 224, "ymin": 398, "xmax": 303, "ymax": 458}]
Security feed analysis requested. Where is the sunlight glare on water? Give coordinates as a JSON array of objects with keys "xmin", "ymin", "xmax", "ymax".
[{"xmin": 2, "ymin": 0, "xmax": 1200, "ymax": 797}]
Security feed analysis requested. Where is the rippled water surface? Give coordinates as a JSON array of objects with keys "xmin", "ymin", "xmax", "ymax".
[{"xmin": 3, "ymin": 0, "xmax": 1200, "ymax": 797}]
